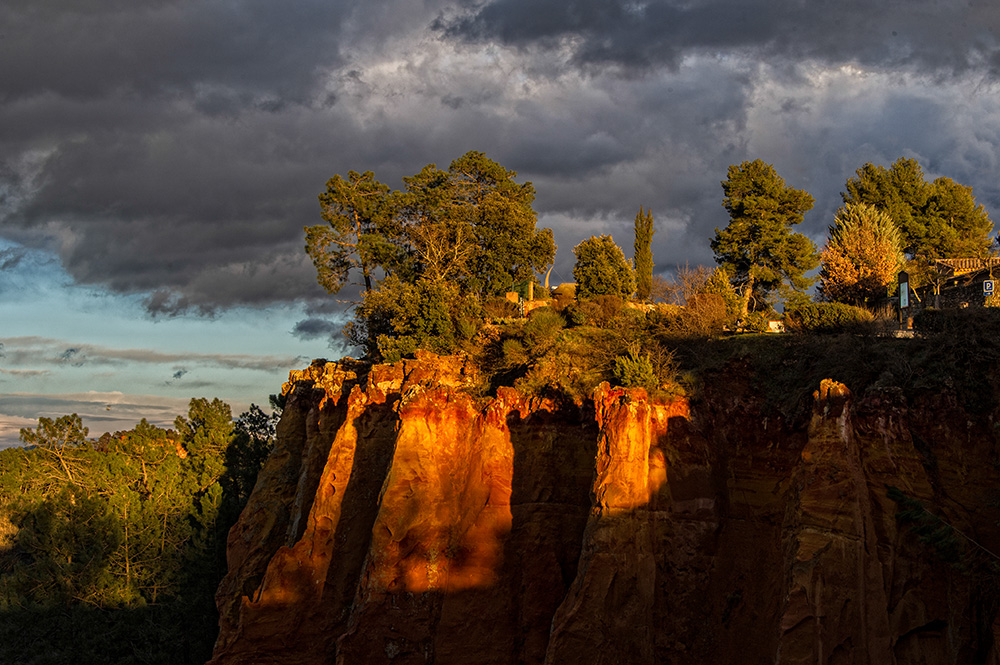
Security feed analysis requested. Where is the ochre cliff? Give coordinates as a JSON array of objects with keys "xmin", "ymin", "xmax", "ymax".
[{"xmin": 209, "ymin": 352, "xmax": 1000, "ymax": 665}]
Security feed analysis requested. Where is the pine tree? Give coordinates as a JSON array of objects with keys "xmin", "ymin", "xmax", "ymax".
[
  {"xmin": 842, "ymin": 157, "xmax": 993, "ymax": 292},
  {"xmin": 711, "ymin": 159, "xmax": 818, "ymax": 316}
]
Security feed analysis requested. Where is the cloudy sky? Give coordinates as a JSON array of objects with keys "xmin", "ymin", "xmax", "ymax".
[{"xmin": 2, "ymin": 0, "xmax": 1000, "ymax": 445}]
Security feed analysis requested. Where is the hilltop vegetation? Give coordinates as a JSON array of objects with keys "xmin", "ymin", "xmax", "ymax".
[{"xmin": 309, "ymin": 152, "xmax": 993, "ymax": 377}]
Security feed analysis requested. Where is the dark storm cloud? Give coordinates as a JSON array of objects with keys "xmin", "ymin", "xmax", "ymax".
[
  {"xmin": 0, "ymin": 0, "xmax": 361, "ymax": 313},
  {"xmin": 3, "ymin": 0, "xmax": 1000, "ymax": 320},
  {"xmin": 443, "ymin": 0, "xmax": 1000, "ymax": 76},
  {"xmin": 291, "ymin": 318, "xmax": 342, "ymax": 340},
  {"xmin": 433, "ymin": 0, "xmax": 1000, "ymax": 273},
  {"xmin": 1, "ymin": 0, "xmax": 350, "ymax": 103},
  {"xmin": 291, "ymin": 318, "xmax": 353, "ymax": 357},
  {"xmin": 1, "ymin": 336, "xmax": 299, "ymax": 372}
]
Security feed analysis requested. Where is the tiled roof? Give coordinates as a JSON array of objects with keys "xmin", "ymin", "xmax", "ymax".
[{"xmin": 934, "ymin": 257, "xmax": 1000, "ymax": 277}]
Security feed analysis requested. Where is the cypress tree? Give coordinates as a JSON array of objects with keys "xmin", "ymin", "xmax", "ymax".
[{"xmin": 633, "ymin": 207, "xmax": 655, "ymax": 301}]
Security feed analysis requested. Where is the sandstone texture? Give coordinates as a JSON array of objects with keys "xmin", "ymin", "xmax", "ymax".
[{"xmin": 209, "ymin": 353, "xmax": 1000, "ymax": 665}]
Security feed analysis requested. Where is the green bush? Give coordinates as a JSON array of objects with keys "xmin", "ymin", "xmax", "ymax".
[
  {"xmin": 785, "ymin": 302, "xmax": 874, "ymax": 333},
  {"xmin": 496, "ymin": 307, "xmax": 567, "ymax": 369},
  {"xmin": 522, "ymin": 308, "xmax": 567, "ymax": 350},
  {"xmin": 482, "ymin": 296, "xmax": 519, "ymax": 321},
  {"xmin": 613, "ymin": 346, "xmax": 658, "ymax": 389},
  {"xmin": 573, "ymin": 235, "xmax": 636, "ymax": 299},
  {"xmin": 349, "ymin": 276, "xmax": 483, "ymax": 361},
  {"xmin": 501, "ymin": 337, "xmax": 530, "ymax": 367},
  {"xmin": 702, "ymin": 267, "xmax": 742, "ymax": 326},
  {"xmin": 741, "ymin": 310, "xmax": 770, "ymax": 333}
]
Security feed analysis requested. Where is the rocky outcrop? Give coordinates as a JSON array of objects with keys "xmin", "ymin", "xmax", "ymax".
[{"xmin": 210, "ymin": 354, "xmax": 1000, "ymax": 665}]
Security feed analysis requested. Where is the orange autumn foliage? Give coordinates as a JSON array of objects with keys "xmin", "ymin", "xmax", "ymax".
[{"xmin": 819, "ymin": 202, "xmax": 905, "ymax": 307}]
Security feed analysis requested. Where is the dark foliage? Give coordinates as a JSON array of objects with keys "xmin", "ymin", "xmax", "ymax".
[
  {"xmin": 784, "ymin": 302, "xmax": 874, "ymax": 333},
  {"xmin": 565, "ymin": 295, "xmax": 625, "ymax": 328},
  {"xmin": 0, "ymin": 400, "xmax": 277, "ymax": 665}
]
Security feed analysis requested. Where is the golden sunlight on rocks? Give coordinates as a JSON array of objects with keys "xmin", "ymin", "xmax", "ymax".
[{"xmin": 210, "ymin": 355, "xmax": 1000, "ymax": 665}]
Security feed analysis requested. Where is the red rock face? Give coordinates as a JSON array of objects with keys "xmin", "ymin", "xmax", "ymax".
[{"xmin": 209, "ymin": 356, "xmax": 1000, "ymax": 665}]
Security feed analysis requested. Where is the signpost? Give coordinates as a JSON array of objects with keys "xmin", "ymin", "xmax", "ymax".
[{"xmin": 899, "ymin": 271, "xmax": 909, "ymax": 310}]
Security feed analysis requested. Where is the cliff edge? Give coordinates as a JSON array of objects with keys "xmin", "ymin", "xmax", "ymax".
[{"xmin": 209, "ymin": 351, "xmax": 1000, "ymax": 665}]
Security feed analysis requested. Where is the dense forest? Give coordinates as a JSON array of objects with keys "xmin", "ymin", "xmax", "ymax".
[{"xmin": 0, "ymin": 399, "xmax": 278, "ymax": 665}]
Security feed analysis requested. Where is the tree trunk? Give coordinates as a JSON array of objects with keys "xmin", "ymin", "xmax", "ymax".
[
  {"xmin": 740, "ymin": 274, "xmax": 755, "ymax": 321},
  {"xmin": 362, "ymin": 264, "xmax": 372, "ymax": 292}
]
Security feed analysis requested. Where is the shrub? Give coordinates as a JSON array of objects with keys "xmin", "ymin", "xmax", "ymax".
[
  {"xmin": 647, "ymin": 266, "xmax": 741, "ymax": 337},
  {"xmin": 702, "ymin": 267, "xmax": 742, "ymax": 326},
  {"xmin": 551, "ymin": 283, "xmax": 577, "ymax": 299},
  {"xmin": 491, "ymin": 307, "xmax": 568, "ymax": 377},
  {"xmin": 740, "ymin": 311, "xmax": 770, "ymax": 333},
  {"xmin": 573, "ymin": 235, "xmax": 636, "ymax": 300},
  {"xmin": 501, "ymin": 338, "xmax": 529, "ymax": 367},
  {"xmin": 348, "ymin": 276, "xmax": 483, "ymax": 361},
  {"xmin": 785, "ymin": 302, "xmax": 874, "ymax": 333},
  {"xmin": 685, "ymin": 293, "xmax": 728, "ymax": 333},
  {"xmin": 613, "ymin": 346, "xmax": 658, "ymax": 390},
  {"xmin": 521, "ymin": 308, "xmax": 567, "ymax": 351},
  {"xmin": 566, "ymin": 295, "xmax": 624, "ymax": 327},
  {"xmin": 482, "ymin": 296, "xmax": 519, "ymax": 321}
]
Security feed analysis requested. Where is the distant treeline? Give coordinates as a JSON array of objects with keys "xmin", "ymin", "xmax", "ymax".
[{"xmin": 0, "ymin": 398, "xmax": 278, "ymax": 665}]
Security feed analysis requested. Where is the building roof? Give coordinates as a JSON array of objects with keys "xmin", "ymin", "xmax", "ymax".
[{"xmin": 934, "ymin": 257, "xmax": 1000, "ymax": 278}]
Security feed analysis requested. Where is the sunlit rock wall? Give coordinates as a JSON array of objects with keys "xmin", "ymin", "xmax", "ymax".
[{"xmin": 209, "ymin": 354, "xmax": 1000, "ymax": 665}]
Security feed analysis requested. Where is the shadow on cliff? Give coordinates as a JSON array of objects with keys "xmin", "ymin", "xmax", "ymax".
[
  {"xmin": 320, "ymin": 397, "xmax": 399, "ymax": 632},
  {"xmin": 497, "ymin": 393, "xmax": 599, "ymax": 663}
]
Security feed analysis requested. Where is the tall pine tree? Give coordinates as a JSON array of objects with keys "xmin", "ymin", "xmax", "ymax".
[{"xmin": 712, "ymin": 159, "xmax": 818, "ymax": 316}]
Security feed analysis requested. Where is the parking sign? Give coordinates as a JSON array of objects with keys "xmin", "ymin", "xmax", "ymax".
[{"xmin": 985, "ymin": 280, "xmax": 995, "ymax": 296}]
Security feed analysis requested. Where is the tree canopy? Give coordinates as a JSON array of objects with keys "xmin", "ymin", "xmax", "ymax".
[
  {"xmin": 0, "ymin": 400, "xmax": 277, "ymax": 664},
  {"xmin": 310, "ymin": 151, "xmax": 556, "ymax": 359},
  {"xmin": 448, "ymin": 151, "xmax": 555, "ymax": 296},
  {"xmin": 842, "ymin": 157, "xmax": 993, "ymax": 286},
  {"xmin": 306, "ymin": 151, "xmax": 555, "ymax": 301},
  {"xmin": 306, "ymin": 170, "xmax": 396, "ymax": 294},
  {"xmin": 711, "ymin": 159, "xmax": 818, "ymax": 315},
  {"xmin": 819, "ymin": 202, "xmax": 905, "ymax": 307},
  {"xmin": 573, "ymin": 235, "xmax": 636, "ymax": 300}
]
